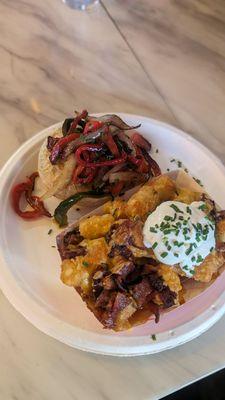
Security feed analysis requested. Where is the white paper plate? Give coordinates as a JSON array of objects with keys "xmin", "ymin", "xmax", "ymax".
[{"xmin": 0, "ymin": 114, "xmax": 225, "ymax": 356}]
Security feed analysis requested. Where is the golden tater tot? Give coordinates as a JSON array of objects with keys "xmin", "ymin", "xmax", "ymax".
[
  {"xmin": 103, "ymin": 199, "xmax": 127, "ymax": 219},
  {"xmin": 158, "ymin": 264, "xmax": 182, "ymax": 294},
  {"xmin": 61, "ymin": 238, "xmax": 108, "ymax": 292},
  {"xmin": 126, "ymin": 175, "xmax": 176, "ymax": 218},
  {"xmin": 193, "ymin": 251, "xmax": 224, "ymax": 283},
  {"xmin": 173, "ymin": 188, "xmax": 201, "ymax": 204},
  {"xmin": 217, "ymin": 219, "xmax": 225, "ymax": 243},
  {"xmin": 79, "ymin": 214, "xmax": 114, "ymax": 239}
]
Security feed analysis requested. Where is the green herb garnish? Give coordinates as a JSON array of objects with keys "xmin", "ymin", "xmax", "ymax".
[
  {"xmin": 48, "ymin": 229, "xmax": 53, "ymax": 235},
  {"xmin": 170, "ymin": 204, "xmax": 184, "ymax": 213},
  {"xmin": 82, "ymin": 261, "xmax": 90, "ymax": 267},
  {"xmin": 186, "ymin": 206, "xmax": 192, "ymax": 215},
  {"xmin": 196, "ymin": 254, "xmax": 203, "ymax": 263},
  {"xmin": 198, "ymin": 203, "xmax": 207, "ymax": 211},
  {"xmin": 152, "ymin": 242, "xmax": 158, "ymax": 249},
  {"xmin": 161, "ymin": 252, "xmax": 168, "ymax": 258},
  {"xmin": 151, "ymin": 334, "xmax": 157, "ymax": 341}
]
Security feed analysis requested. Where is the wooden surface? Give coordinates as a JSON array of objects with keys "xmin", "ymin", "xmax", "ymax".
[{"xmin": 0, "ymin": 0, "xmax": 225, "ymax": 399}]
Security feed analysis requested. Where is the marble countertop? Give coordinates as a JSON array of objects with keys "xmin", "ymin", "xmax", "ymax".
[{"xmin": 0, "ymin": 0, "xmax": 225, "ymax": 399}]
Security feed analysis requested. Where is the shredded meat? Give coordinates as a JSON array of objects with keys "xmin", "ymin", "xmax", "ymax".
[
  {"xmin": 159, "ymin": 288, "xmax": 176, "ymax": 308},
  {"xmin": 108, "ymin": 244, "xmax": 133, "ymax": 259},
  {"xmin": 216, "ymin": 210, "xmax": 225, "ymax": 222},
  {"xmin": 148, "ymin": 273, "xmax": 164, "ymax": 292},
  {"xmin": 62, "ymin": 246, "xmax": 87, "ymax": 259},
  {"xmin": 64, "ymin": 227, "xmax": 84, "ymax": 247},
  {"xmin": 131, "ymin": 277, "xmax": 153, "ymax": 308}
]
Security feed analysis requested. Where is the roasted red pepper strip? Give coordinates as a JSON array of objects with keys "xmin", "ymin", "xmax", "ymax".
[
  {"xmin": 72, "ymin": 165, "xmax": 96, "ymax": 184},
  {"xmin": 102, "ymin": 129, "xmax": 120, "ymax": 157},
  {"xmin": 131, "ymin": 132, "xmax": 151, "ymax": 151},
  {"xmin": 111, "ymin": 180, "xmax": 124, "ymax": 196},
  {"xmin": 12, "ymin": 173, "xmax": 51, "ymax": 220},
  {"xmin": 128, "ymin": 154, "xmax": 142, "ymax": 166},
  {"xmin": 68, "ymin": 110, "xmax": 88, "ymax": 135},
  {"xmin": 83, "ymin": 120, "xmax": 103, "ymax": 134},
  {"xmin": 75, "ymin": 144, "xmax": 127, "ymax": 167}
]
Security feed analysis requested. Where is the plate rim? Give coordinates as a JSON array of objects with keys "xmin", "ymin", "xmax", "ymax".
[{"xmin": 0, "ymin": 113, "xmax": 225, "ymax": 356}]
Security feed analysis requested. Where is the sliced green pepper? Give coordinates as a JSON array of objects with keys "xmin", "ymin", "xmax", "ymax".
[{"xmin": 54, "ymin": 190, "xmax": 111, "ymax": 227}]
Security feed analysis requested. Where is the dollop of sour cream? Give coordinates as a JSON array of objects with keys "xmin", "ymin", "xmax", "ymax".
[{"xmin": 143, "ymin": 201, "xmax": 215, "ymax": 277}]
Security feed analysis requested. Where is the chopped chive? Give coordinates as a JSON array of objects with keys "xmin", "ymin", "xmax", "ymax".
[
  {"xmin": 164, "ymin": 215, "xmax": 172, "ymax": 221},
  {"xmin": 151, "ymin": 334, "xmax": 157, "ymax": 341},
  {"xmin": 196, "ymin": 233, "xmax": 201, "ymax": 242},
  {"xmin": 183, "ymin": 227, "xmax": 189, "ymax": 235},
  {"xmin": 82, "ymin": 261, "xmax": 90, "ymax": 267},
  {"xmin": 170, "ymin": 159, "xmax": 176, "ymax": 163},
  {"xmin": 192, "ymin": 223, "xmax": 198, "ymax": 231},
  {"xmin": 183, "ymin": 265, "xmax": 188, "ymax": 270},
  {"xmin": 184, "ymin": 168, "xmax": 189, "ymax": 173},
  {"xmin": 190, "ymin": 270, "xmax": 195, "ymax": 275},
  {"xmin": 184, "ymin": 236, "xmax": 191, "ymax": 241},
  {"xmin": 186, "ymin": 206, "xmax": 192, "ymax": 215},
  {"xmin": 193, "ymin": 177, "xmax": 203, "ymax": 187},
  {"xmin": 48, "ymin": 229, "xmax": 53, "ymax": 235},
  {"xmin": 191, "ymin": 256, "xmax": 196, "ymax": 262},
  {"xmin": 198, "ymin": 203, "xmax": 207, "ymax": 211},
  {"xmin": 210, "ymin": 246, "xmax": 214, "ymax": 252},
  {"xmin": 150, "ymin": 227, "xmax": 157, "ymax": 233},
  {"xmin": 170, "ymin": 204, "xmax": 184, "ymax": 213},
  {"xmin": 196, "ymin": 254, "xmax": 203, "ymax": 263},
  {"xmin": 163, "ymin": 229, "xmax": 176, "ymax": 235},
  {"xmin": 161, "ymin": 252, "xmax": 168, "ymax": 258},
  {"xmin": 174, "ymin": 253, "xmax": 179, "ymax": 258},
  {"xmin": 185, "ymin": 244, "xmax": 194, "ymax": 255},
  {"xmin": 171, "ymin": 213, "xmax": 177, "ymax": 222},
  {"xmin": 167, "ymin": 168, "xmax": 170, "ymax": 172},
  {"xmin": 177, "ymin": 161, "xmax": 182, "ymax": 168},
  {"xmin": 156, "ymin": 149, "xmax": 159, "ymax": 153},
  {"xmin": 51, "ymin": 245, "xmax": 56, "ymax": 248},
  {"xmin": 152, "ymin": 242, "xmax": 158, "ymax": 249},
  {"xmin": 167, "ymin": 245, "xmax": 172, "ymax": 251},
  {"xmin": 178, "ymin": 215, "xmax": 184, "ymax": 221}
]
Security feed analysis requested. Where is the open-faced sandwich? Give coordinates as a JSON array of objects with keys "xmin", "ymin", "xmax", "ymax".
[
  {"xmin": 57, "ymin": 171, "xmax": 225, "ymax": 331},
  {"xmin": 11, "ymin": 110, "xmax": 161, "ymax": 225}
]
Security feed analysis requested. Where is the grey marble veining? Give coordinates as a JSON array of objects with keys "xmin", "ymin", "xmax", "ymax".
[
  {"xmin": 0, "ymin": 0, "xmax": 175, "ymax": 168},
  {"xmin": 0, "ymin": 292, "xmax": 225, "ymax": 400},
  {"xmin": 0, "ymin": 1, "xmax": 225, "ymax": 399},
  {"xmin": 102, "ymin": 0, "xmax": 225, "ymax": 162}
]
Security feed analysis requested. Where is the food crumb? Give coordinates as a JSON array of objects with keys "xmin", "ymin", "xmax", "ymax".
[
  {"xmin": 166, "ymin": 168, "xmax": 170, "ymax": 172},
  {"xmin": 48, "ymin": 229, "xmax": 53, "ymax": 235},
  {"xmin": 193, "ymin": 177, "xmax": 204, "ymax": 187},
  {"xmin": 76, "ymin": 208, "xmax": 80, "ymax": 211},
  {"xmin": 151, "ymin": 334, "xmax": 157, "ymax": 341},
  {"xmin": 156, "ymin": 149, "xmax": 159, "ymax": 153},
  {"xmin": 51, "ymin": 245, "xmax": 56, "ymax": 248}
]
